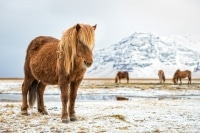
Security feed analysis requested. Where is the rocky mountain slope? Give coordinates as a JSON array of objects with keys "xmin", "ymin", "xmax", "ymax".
[{"xmin": 86, "ymin": 33, "xmax": 200, "ymax": 78}]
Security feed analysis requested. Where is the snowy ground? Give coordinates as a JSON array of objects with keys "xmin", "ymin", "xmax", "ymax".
[{"xmin": 0, "ymin": 79, "xmax": 200, "ymax": 132}]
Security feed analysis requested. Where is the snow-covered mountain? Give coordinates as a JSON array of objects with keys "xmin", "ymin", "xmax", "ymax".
[{"xmin": 85, "ymin": 32, "xmax": 200, "ymax": 78}]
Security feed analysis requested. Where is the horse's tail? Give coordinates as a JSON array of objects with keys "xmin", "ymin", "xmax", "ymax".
[
  {"xmin": 28, "ymin": 80, "xmax": 39, "ymax": 108},
  {"xmin": 188, "ymin": 71, "xmax": 192, "ymax": 84},
  {"xmin": 172, "ymin": 75, "xmax": 176, "ymax": 84},
  {"xmin": 127, "ymin": 73, "xmax": 129, "ymax": 83}
]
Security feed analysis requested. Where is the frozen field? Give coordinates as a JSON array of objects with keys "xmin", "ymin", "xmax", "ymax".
[{"xmin": 0, "ymin": 79, "xmax": 200, "ymax": 132}]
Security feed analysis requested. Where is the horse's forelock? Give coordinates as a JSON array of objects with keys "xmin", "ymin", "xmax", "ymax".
[{"xmin": 78, "ymin": 24, "xmax": 95, "ymax": 50}]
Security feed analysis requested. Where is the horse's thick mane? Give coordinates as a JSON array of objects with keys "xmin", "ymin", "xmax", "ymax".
[
  {"xmin": 173, "ymin": 69, "xmax": 180, "ymax": 80},
  {"xmin": 115, "ymin": 71, "xmax": 121, "ymax": 78},
  {"xmin": 57, "ymin": 24, "xmax": 95, "ymax": 74}
]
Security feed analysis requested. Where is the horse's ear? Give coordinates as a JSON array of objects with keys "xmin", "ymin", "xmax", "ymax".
[
  {"xmin": 93, "ymin": 24, "xmax": 97, "ymax": 30},
  {"xmin": 76, "ymin": 24, "xmax": 81, "ymax": 31}
]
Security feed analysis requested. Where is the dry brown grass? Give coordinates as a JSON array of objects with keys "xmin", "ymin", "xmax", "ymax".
[
  {"xmin": 1, "ymin": 78, "xmax": 199, "ymax": 90},
  {"xmin": 80, "ymin": 78, "xmax": 200, "ymax": 90}
]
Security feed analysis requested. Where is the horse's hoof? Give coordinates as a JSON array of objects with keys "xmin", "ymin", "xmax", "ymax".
[
  {"xmin": 41, "ymin": 111, "xmax": 48, "ymax": 115},
  {"xmin": 39, "ymin": 110, "xmax": 48, "ymax": 115},
  {"xmin": 62, "ymin": 119, "xmax": 70, "ymax": 123},
  {"xmin": 70, "ymin": 117, "xmax": 77, "ymax": 121},
  {"xmin": 21, "ymin": 111, "xmax": 29, "ymax": 116}
]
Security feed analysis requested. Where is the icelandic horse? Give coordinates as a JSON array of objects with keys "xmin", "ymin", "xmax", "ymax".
[
  {"xmin": 115, "ymin": 71, "xmax": 129, "ymax": 83},
  {"xmin": 172, "ymin": 69, "xmax": 191, "ymax": 85},
  {"xmin": 21, "ymin": 23, "xmax": 97, "ymax": 123},
  {"xmin": 158, "ymin": 70, "xmax": 165, "ymax": 84}
]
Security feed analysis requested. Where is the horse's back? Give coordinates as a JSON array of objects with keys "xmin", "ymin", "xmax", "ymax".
[
  {"xmin": 25, "ymin": 36, "xmax": 59, "ymax": 84},
  {"xmin": 27, "ymin": 36, "xmax": 59, "ymax": 57},
  {"xmin": 122, "ymin": 71, "xmax": 129, "ymax": 78},
  {"xmin": 177, "ymin": 70, "xmax": 191, "ymax": 79},
  {"xmin": 116, "ymin": 71, "xmax": 129, "ymax": 78},
  {"xmin": 185, "ymin": 70, "xmax": 191, "ymax": 74}
]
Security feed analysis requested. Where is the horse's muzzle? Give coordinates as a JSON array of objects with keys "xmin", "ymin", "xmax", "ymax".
[{"xmin": 84, "ymin": 60, "xmax": 92, "ymax": 68}]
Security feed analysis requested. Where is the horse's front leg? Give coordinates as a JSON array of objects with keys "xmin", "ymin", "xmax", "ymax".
[
  {"xmin": 188, "ymin": 77, "xmax": 191, "ymax": 84},
  {"xmin": 179, "ymin": 78, "xmax": 182, "ymax": 85},
  {"xmin": 60, "ymin": 83, "xmax": 70, "ymax": 123},
  {"xmin": 69, "ymin": 79, "xmax": 82, "ymax": 121}
]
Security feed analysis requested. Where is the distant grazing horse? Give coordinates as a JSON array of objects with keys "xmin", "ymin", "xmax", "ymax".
[
  {"xmin": 21, "ymin": 23, "xmax": 97, "ymax": 123},
  {"xmin": 158, "ymin": 70, "xmax": 165, "ymax": 83},
  {"xmin": 115, "ymin": 71, "xmax": 129, "ymax": 83},
  {"xmin": 172, "ymin": 69, "xmax": 191, "ymax": 85}
]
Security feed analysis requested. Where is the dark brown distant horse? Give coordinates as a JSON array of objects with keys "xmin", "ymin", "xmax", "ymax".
[
  {"xmin": 21, "ymin": 23, "xmax": 97, "ymax": 123},
  {"xmin": 115, "ymin": 71, "xmax": 129, "ymax": 83},
  {"xmin": 158, "ymin": 70, "xmax": 165, "ymax": 84},
  {"xmin": 172, "ymin": 69, "xmax": 191, "ymax": 85}
]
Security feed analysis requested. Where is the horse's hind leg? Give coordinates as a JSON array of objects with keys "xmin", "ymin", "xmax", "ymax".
[
  {"xmin": 188, "ymin": 77, "xmax": 191, "ymax": 85},
  {"xmin": 179, "ymin": 78, "xmax": 182, "ymax": 85},
  {"xmin": 37, "ymin": 82, "xmax": 48, "ymax": 114},
  {"xmin": 21, "ymin": 78, "xmax": 34, "ymax": 115},
  {"xmin": 127, "ymin": 76, "xmax": 129, "ymax": 83}
]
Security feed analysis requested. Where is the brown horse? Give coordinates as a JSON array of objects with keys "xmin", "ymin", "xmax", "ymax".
[
  {"xmin": 21, "ymin": 23, "xmax": 97, "ymax": 123},
  {"xmin": 158, "ymin": 70, "xmax": 165, "ymax": 84},
  {"xmin": 172, "ymin": 69, "xmax": 191, "ymax": 85},
  {"xmin": 115, "ymin": 71, "xmax": 129, "ymax": 83}
]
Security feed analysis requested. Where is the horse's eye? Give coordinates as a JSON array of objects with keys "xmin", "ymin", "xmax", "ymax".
[
  {"xmin": 78, "ymin": 40, "xmax": 86, "ymax": 51},
  {"xmin": 78, "ymin": 40, "xmax": 85, "ymax": 47}
]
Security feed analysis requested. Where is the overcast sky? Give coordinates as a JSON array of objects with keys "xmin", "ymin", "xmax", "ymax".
[{"xmin": 0, "ymin": 0, "xmax": 200, "ymax": 77}]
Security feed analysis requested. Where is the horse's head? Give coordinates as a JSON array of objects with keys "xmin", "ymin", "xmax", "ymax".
[
  {"xmin": 76, "ymin": 40, "xmax": 93, "ymax": 68},
  {"xmin": 115, "ymin": 71, "xmax": 122, "ymax": 83},
  {"xmin": 172, "ymin": 77, "xmax": 177, "ymax": 85},
  {"xmin": 76, "ymin": 24, "xmax": 96, "ymax": 68},
  {"xmin": 115, "ymin": 77, "xmax": 118, "ymax": 83},
  {"xmin": 58, "ymin": 23, "xmax": 97, "ymax": 74},
  {"xmin": 172, "ymin": 69, "xmax": 180, "ymax": 85}
]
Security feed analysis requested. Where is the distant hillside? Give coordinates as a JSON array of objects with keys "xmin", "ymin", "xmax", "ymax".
[{"xmin": 86, "ymin": 32, "xmax": 200, "ymax": 78}]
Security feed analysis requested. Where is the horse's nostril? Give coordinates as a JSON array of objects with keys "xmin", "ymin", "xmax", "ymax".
[{"xmin": 84, "ymin": 61, "xmax": 92, "ymax": 67}]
